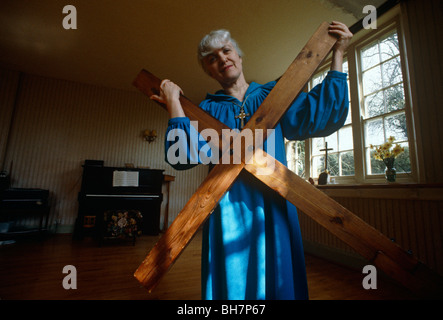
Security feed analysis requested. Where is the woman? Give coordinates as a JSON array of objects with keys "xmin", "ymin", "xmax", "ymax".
[{"xmin": 151, "ymin": 21, "xmax": 352, "ymax": 300}]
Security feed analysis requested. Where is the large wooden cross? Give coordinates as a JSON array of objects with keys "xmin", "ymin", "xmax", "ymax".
[{"xmin": 133, "ymin": 23, "xmax": 442, "ymax": 297}]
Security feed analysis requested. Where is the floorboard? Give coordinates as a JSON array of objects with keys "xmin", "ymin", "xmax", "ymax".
[{"xmin": 0, "ymin": 232, "xmax": 419, "ymax": 300}]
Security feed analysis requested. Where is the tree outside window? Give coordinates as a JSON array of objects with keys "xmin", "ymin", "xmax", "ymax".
[{"xmin": 360, "ymin": 30, "xmax": 411, "ymax": 175}]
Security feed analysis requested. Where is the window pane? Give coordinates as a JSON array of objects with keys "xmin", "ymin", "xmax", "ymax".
[
  {"xmin": 342, "ymin": 60, "xmax": 349, "ymax": 74},
  {"xmin": 328, "ymin": 153, "xmax": 339, "ymax": 176},
  {"xmin": 312, "ymin": 138, "xmax": 324, "ymax": 156},
  {"xmin": 325, "ymin": 133, "xmax": 338, "ymax": 153},
  {"xmin": 312, "ymin": 70, "xmax": 327, "ymax": 87},
  {"xmin": 367, "ymin": 148, "xmax": 385, "ymax": 174},
  {"xmin": 382, "ymin": 57, "xmax": 403, "ymax": 86},
  {"xmin": 362, "ymin": 65, "xmax": 382, "ymax": 95},
  {"xmin": 339, "ymin": 126, "xmax": 353, "ymax": 151},
  {"xmin": 385, "ymin": 112, "xmax": 408, "ymax": 141},
  {"xmin": 364, "ymin": 91, "xmax": 384, "ymax": 118},
  {"xmin": 395, "ymin": 142, "xmax": 411, "ymax": 173},
  {"xmin": 340, "ymin": 151, "xmax": 355, "ymax": 176},
  {"xmin": 367, "ymin": 142, "xmax": 410, "ymax": 175},
  {"xmin": 295, "ymin": 141, "xmax": 305, "ymax": 177},
  {"xmin": 312, "ymin": 155, "xmax": 324, "ymax": 176},
  {"xmin": 365, "ymin": 118, "xmax": 384, "ymax": 146},
  {"xmin": 286, "ymin": 140, "xmax": 306, "ymax": 178},
  {"xmin": 286, "ymin": 141, "xmax": 295, "ymax": 171},
  {"xmin": 345, "ymin": 104, "xmax": 352, "ymax": 125},
  {"xmin": 361, "ymin": 42, "xmax": 379, "ymax": 71},
  {"xmin": 385, "ymin": 84, "xmax": 405, "ymax": 112},
  {"xmin": 380, "ymin": 32, "xmax": 399, "ymax": 61}
]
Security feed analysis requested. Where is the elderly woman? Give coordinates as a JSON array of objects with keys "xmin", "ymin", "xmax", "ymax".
[{"xmin": 151, "ymin": 21, "xmax": 352, "ymax": 300}]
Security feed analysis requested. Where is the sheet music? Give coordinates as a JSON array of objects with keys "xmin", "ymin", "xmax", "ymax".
[{"xmin": 112, "ymin": 171, "xmax": 139, "ymax": 187}]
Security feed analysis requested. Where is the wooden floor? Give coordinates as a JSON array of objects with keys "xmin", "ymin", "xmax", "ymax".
[{"xmin": 0, "ymin": 231, "xmax": 420, "ymax": 300}]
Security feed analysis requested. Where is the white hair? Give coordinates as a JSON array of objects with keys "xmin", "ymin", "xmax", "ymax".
[{"xmin": 197, "ymin": 29, "xmax": 243, "ymax": 68}]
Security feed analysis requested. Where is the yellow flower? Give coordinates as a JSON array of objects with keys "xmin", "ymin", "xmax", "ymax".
[
  {"xmin": 392, "ymin": 144, "xmax": 405, "ymax": 157},
  {"xmin": 371, "ymin": 136, "xmax": 405, "ymax": 161}
]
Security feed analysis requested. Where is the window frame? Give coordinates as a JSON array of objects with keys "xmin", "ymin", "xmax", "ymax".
[
  {"xmin": 309, "ymin": 61, "xmax": 355, "ymax": 182},
  {"xmin": 291, "ymin": 12, "xmax": 418, "ymax": 185},
  {"xmin": 353, "ymin": 17, "xmax": 417, "ymax": 183}
]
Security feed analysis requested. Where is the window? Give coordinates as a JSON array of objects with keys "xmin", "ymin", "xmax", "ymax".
[
  {"xmin": 286, "ymin": 16, "xmax": 416, "ymax": 184},
  {"xmin": 359, "ymin": 30, "xmax": 411, "ymax": 176},
  {"xmin": 310, "ymin": 60, "xmax": 354, "ymax": 180},
  {"xmin": 286, "ymin": 140, "xmax": 305, "ymax": 178}
]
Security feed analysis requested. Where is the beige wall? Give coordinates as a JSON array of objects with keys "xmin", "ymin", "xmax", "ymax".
[{"xmin": 0, "ymin": 68, "xmax": 207, "ymax": 232}]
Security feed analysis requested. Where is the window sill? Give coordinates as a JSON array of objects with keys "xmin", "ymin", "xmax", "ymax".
[{"xmin": 316, "ymin": 183, "xmax": 443, "ymax": 200}]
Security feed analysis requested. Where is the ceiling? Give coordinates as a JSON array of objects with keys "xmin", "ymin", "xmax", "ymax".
[{"xmin": 0, "ymin": 0, "xmax": 385, "ymax": 103}]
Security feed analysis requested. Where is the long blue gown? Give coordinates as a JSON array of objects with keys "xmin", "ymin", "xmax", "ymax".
[{"xmin": 164, "ymin": 70, "xmax": 349, "ymax": 300}]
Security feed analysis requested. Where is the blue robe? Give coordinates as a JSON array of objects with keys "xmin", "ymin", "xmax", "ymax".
[{"xmin": 164, "ymin": 70, "xmax": 349, "ymax": 300}]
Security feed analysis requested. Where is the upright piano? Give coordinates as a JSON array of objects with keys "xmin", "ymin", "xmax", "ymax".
[{"xmin": 75, "ymin": 162, "xmax": 164, "ymax": 239}]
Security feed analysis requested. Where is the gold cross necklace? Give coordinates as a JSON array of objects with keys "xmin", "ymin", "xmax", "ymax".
[
  {"xmin": 234, "ymin": 92, "xmax": 251, "ymax": 129},
  {"xmin": 235, "ymin": 106, "xmax": 250, "ymax": 129}
]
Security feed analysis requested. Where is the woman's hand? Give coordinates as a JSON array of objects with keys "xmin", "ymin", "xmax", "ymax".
[
  {"xmin": 328, "ymin": 21, "xmax": 353, "ymax": 72},
  {"xmin": 329, "ymin": 21, "xmax": 353, "ymax": 54},
  {"xmin": 150, "ymin": 79, "xmax": 186, "ymax": 118}
]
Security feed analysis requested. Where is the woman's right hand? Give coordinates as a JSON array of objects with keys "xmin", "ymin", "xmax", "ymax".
[{"xmin": 150, "ymin": 79, "xmax": 186, "ymax": 118}]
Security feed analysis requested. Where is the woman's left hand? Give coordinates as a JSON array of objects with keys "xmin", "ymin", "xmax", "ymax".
[{"xmin": 328, "ymin": 21, "xmax": 353, "ymax": 54}]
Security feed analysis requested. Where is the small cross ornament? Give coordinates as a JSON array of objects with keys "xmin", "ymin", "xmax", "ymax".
[
  {"xmin": 318, "ymin": 142, "xmax": 333, "ymax": 185},
  {"xmin": 235, "ymin": 107, "xmax": 250, "ymax": 129},
  {"xmin": 319, "ymin": 141, "xmax": 333, "ymax": 171}
]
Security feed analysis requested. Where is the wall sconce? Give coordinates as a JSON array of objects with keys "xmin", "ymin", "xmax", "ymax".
[{"xmin": 143, "ymin": 129, "xmax": 157, "ymax": 143}]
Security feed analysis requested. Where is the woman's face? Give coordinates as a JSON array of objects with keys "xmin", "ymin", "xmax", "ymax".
[{"xmin": 202, "ymin": 42, "xmax": 243, "ymax": 85}]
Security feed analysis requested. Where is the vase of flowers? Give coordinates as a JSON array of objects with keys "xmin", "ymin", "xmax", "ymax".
[{"xmin": 370, "ymin": 136, "xmax": 405, "ymax": 182}]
